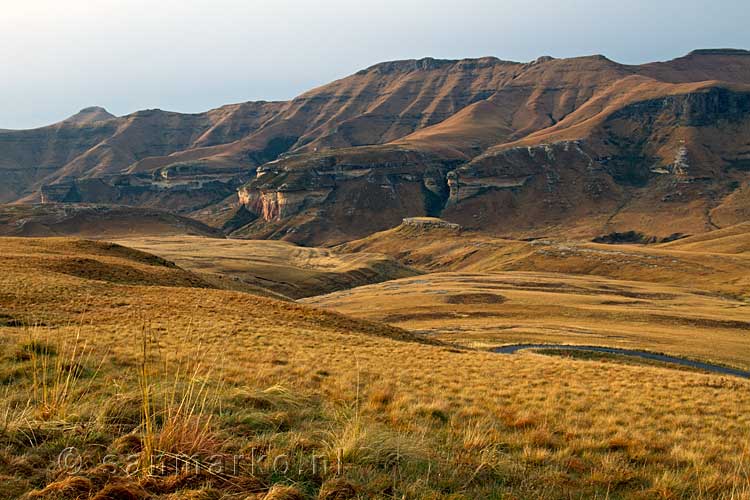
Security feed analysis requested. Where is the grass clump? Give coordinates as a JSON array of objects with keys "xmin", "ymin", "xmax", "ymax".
[
  {"xmin": 263, "ymin": 484, "xmax": 306, "ymax": 500},
  {"xmin": 15, "ymin": 339, "xmax": 57, "ymax": 360},
  {"xmin": 327, "ymin": 419, "xmax": 429, "ymax": 471},
  {"xmin": 137, "ymin": 324, "xmax": 225, "ymax": 477},
  {"xmin": 26, "ymin": 476, "xmax": 94, "ymax": 499}
]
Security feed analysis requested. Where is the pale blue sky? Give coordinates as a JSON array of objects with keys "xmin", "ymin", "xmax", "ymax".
[{"xmin": 1, "ymin": 0, "xmax": 748, "ymax": 129}]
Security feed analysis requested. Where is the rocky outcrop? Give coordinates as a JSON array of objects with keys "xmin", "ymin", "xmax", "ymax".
[
  {"xmin": 447, "ymin": 170, "xmax": 530, "ymax": 204},
  {"xmin": 447, "ymin": 142, "xmax": 595, "ymax": 204},
  {"xmin": 402, "ymin": 217, "xmax": 460, "ymax": 230},
  {"xmin": 236, "ymin": 147, "xmax": 460, "ymax": 231},
  {"xmin": 237, "ymin": 186, "xmax": 333, "ymax": 221},
  {"xmin": 0, "ymin": 203, "xmax": 223, "ymax": 238},
  {"xmin": 607, "ymin": 86, "xmax": 750, "ymax": 127},
  {"xmin": 41, "ymin": 168, "xmax": 249, "ymax": 214}
]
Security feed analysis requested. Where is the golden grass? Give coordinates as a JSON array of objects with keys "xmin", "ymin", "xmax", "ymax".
[
  {"xmin": 338, "ymin": 222, "xmax": 750, "ymax": 299},
  {"xmin": 1, "ymin": 237, "xmax": 749, "ymax": 498},
  {"xmin": 658, "ymin": 221, "xmax": 750, "ymax": 255},
  {"xmin": 114, "ymin": 236, "xmax": 418, "ymax": 299},
  {"xmin": 303, "ymin": 271, "xmax": 750, "ymax": 369}
]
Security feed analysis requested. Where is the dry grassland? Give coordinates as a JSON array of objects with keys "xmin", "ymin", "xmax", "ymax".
[
  {"xmin": 114, "ymin": 236, "xmax": 417, "ymax": 299},
  {"xmin": 303, "ymin": 271, "xmax": 750, "ymax": 369},
  {"xmin": 0, "ymin": 238, "xmax": 748, "ymax": 498}
]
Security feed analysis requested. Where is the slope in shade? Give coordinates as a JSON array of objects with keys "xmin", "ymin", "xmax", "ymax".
[{"xmin": 0, "ymin": 204, "xmax": 223, "ymax": 238}]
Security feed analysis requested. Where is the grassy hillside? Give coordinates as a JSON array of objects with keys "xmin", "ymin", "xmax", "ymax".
[
  {"xmin": 658, "ymin": 222, "xmax": 750, "ymax": 255},
  {"xmin": 338, "ymin": 221, "xmax": 750, "ymax": 299},
  {"xmin": 0, "ymin": 204, "xmax": 223, "ymax": 239},
  {"xmin": 114, "ymin": 236, "xmax": 419, "ymax": 299},
  {"xmin": 0, "ymin": 237, "xmax": 749, "ymax": 498}
]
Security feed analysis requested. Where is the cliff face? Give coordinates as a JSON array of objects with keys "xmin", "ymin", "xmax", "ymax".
[
  {"xmin": 438, "ymin": 86, "xmax": 750, "ymax": 239},
  {"xmin": 237, "ymin": 187, "xmax": 333, "ymax": 221},
  {"xmin": 231, "ymin": 146, "xmax": 460, "ymax": 244},
  {"xmin": 3, "ymin": 50, "xmax": 750, "ymax": 243},
  {"xmin": 235, "ymin": 52, "xmax": 750, "ymax": 244}
]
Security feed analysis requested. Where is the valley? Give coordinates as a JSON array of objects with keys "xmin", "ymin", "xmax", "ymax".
[
  {"xmin": 303, "ymin": 270, "xmax": 750, "ymax": 369},
  {"xmin": 113, "ymin": 235, "xmax": 417, "ymax": 299},
  {"xmin": 1, "ymin": 47, "xmax": 750, "ymax": 499}
]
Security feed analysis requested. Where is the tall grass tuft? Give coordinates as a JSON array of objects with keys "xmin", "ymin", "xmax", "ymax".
[
  {"xmin": 22, "ymin": 320, "xmax": 106, "ymax": 422},
  {"xmin": 137, "ymin": 321, "xmax": 224, "ymax": 477}
]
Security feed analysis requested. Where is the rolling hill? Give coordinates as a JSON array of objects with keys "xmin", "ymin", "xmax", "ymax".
[
  {"xmin": 2, "ymin": 237, "xmax": 749, "ymax": 498},
  {"xmin": 658, "ymin": 221, "xmax": 750, "ymax": 255},
  {"xmin": 113, "ymin": 235, "xmax": 418, "ymax": 299},
  {"xmin": 337, "ymin": 218, "xmax": 750, "ymax": 299},
  {"xmin": 0, "ymin": 203, "xmax": 223, "ymax": 238}
]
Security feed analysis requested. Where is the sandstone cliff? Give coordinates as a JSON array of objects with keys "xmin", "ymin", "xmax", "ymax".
[{"xmin": 235, "ymin": 50, "xmax": 750, "ymax": 244}]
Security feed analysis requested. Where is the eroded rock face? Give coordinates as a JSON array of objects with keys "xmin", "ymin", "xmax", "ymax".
[
  {"xmin": 237, "ymin": 148, "xmax": 460, "ymax": 222},
  {"xmin": 236, "ymin": 141, "xmax": 610, "ymax": 242},
  {"xmin": 235, "ymin": 83, "xmax": 750, "ymax": 243},
  {"xmin": 237, "ymin": 187, "xmax": 333, "ymax": 221},
  {"xmin": 449, "ymin": 142, "xmax": 596, "ymax": 204},
  {"xmin": 608, "ymin": 87, "xmax": 750, "ymax": 127},
  {"xmin": 447, "ymin": 170, "xmax": 530, "ymax": 204},
  {"xmin": 41, "ymin": 169, "xmax": 248, "ymax": 214}
]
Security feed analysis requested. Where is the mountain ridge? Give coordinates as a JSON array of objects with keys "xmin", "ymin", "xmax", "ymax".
[
  {"xmin": 2, "ymin": 49, "xmax": 749, "ymax": 244},
  {"xmin": 9, "ymin": 49, "xmax": 750, "ymax": 133}
]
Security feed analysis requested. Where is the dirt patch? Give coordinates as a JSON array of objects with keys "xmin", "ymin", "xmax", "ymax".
[{"xmin": 444, "ymin": 293, "xmax": 507, "ymax": 305}]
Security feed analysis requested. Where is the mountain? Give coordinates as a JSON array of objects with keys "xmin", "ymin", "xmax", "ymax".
[
  {"xmin": 236, "ymin": 51, "xmax": 750, "ymax": 244},
  {"xmin": 63, "ymin": 106, "xmax": 116, "ymax": 125},
  {"xmin": 2, "ymin": 49, "xmax": 750, "ymax": 244}
]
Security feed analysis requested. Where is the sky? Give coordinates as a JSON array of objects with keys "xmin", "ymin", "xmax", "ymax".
[{"xmin": 1, "ymin": 0, "xmax": 748, "ymax": 129}]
